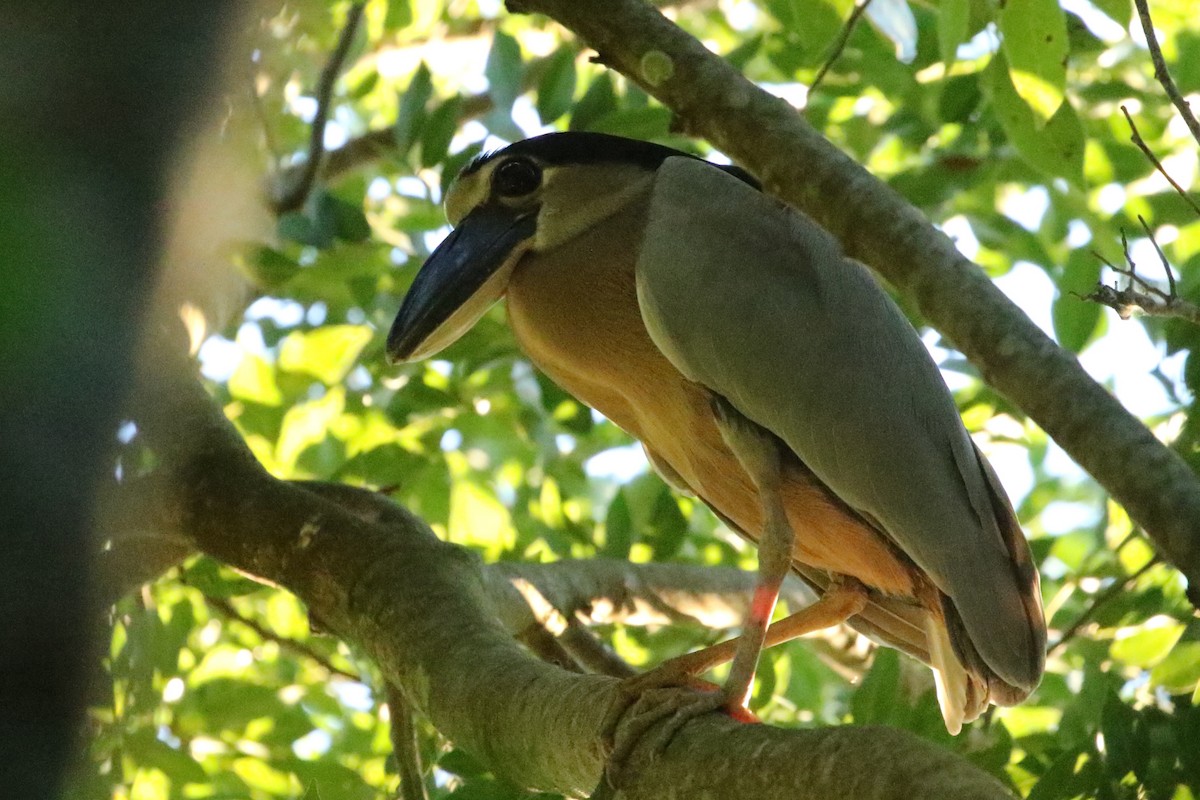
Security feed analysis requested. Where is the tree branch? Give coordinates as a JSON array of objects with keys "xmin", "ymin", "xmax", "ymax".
[
  {"xmin": 1081, "ymin": 222, "xmax": 1200, "ymax": 325},
  {"xmin": 271, "ymin": 2, "xmax": 367, "ymax": 213},
  {"xmin": 1120, "ymin": 105, "xmax": 1200, "ymax": 218},
  {"xmin": 118, "ymin": 366, "xmax": 1014, "ymax": 798},
  {"xmin": 1133, "ymin": 0, "xmax": 1200, "ymax": 148},
  {"xmin": 808, "ymin": 0, "xmax": 876, "ymax": 96},
  {"xmin": 506, "ymin": 0, "xmax": 1200, "ymax": 606},
  {"xmin": 201, "ymin": 593, "xmax": 360, "ymax": 680}
]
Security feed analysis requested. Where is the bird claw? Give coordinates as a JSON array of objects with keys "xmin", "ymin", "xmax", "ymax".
[{"xmin": 591, "ymin": 669, "xmax": 759, "ymax": 798}]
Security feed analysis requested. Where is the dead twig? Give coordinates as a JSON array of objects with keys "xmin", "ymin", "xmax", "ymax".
[
  {"xmin": 1133, "ymin": 0, "xmax": 1200, "ymax": 148},
  {"xmin": 1078, "ymin": 223, "xmax": 1200, "ymax": 325},
  {"xmin": 271, "ymin": 2, "xmax": 366, "ymax": 213}
]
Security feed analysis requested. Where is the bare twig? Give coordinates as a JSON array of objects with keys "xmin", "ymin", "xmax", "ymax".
[
  {"xmin": 1048, "ymin": 556, "xmax": 1161, "ymax": 654},
  {"xmin": 1139, "ymin": 214, "xmax": 1178, "ymax": 296},
  {"xmin": 1120, "ymin": 106, "xmax": 1200, "ymax": 218},
  {"xmin": 385, "ymin": 683, "xmax": 430, "ymax": 800},
  {"xmin": 1133, "ymin": 0, "xmax": 1200, "ymax": 148},
  {"xmin": 808, "ymin": 0, "xmax": 876, "ymax": 97},
  {"xmin": 203, "ymin": 594, "xmax": 360, "ymax": 680},
  {"xmin": 272, "ymin": 2, "xmax": 367, "ymax": 213},
  {"xmin": 1079, "ymin": 225, "xmax": 1200, "ymax": 324}
]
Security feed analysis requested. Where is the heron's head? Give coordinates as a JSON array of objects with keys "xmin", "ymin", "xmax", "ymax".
[{"xmin": 385, "ymin": 132, "xmax": 698, "ymax": 363}]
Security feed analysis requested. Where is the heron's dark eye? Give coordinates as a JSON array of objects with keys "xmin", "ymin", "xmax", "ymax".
[{"xmin": 493, "ymin": 158, "xmax": 541, "ymax": 198}]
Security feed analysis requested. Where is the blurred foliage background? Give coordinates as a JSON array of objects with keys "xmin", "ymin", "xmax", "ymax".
[{"xmin": 73, "ymin": 0, "xmax": 1200, "ymax": 798}]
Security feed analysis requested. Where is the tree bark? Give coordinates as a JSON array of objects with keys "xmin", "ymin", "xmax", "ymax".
[
  {"xmin": 115, "ymin": 361, "xmax": 1014, "ymax": 799},
  {"xmin": 507, "ymin": 0, "xmax": 1200, "ymax": 602}
]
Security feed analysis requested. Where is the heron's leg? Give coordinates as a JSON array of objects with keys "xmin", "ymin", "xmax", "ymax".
[
  {"xmin": 708, "ymin": 394, "xmax": 808, "ymax": 709},
  {"xmin": 592, "ymin": 399, "xmax": 868, "ymax": 795},
  {"xmin": 644, "ymin": 574, "xmax": 867, "ymax": 681}
]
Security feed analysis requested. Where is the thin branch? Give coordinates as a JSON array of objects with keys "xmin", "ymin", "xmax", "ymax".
[
  {"xmin": 271, "ymin": 2, "xmax": 366, "ymax": 213},
  {"xmin": 808, "ymin": 0, "xmax": 875, "ymax": 97},
  {"xmin": 518, "ymin": 625, "xmax": 586, "ymax": 673},
  {"xmin": 561, "ymin": 621, "xmax": 639, "ymax": 679},
  {"xmin": 1133, "ymin": 0, "xmax": 1200, "ymax": 148},
  {"xmin": 1140, "ymin": 214, "xmax": 1178, "ymax": 296},
  {"xmin": 1048, "ymin": 556, "xmax": 1161, "ymax": 654},
  {"xmin": 1120, "ymin": 105, "xmax": 1200, "ymax": 218},
  {"xmin": 202, "ymin": 593, "xmax": 361, "ymax": 681},
  {"xmin": 1080, "ymin": 223, "xmax": 1200, "ymax": 324},
  {"xmin": 385, "ymin": 683, "xmax": 430, "ymax": 800}
]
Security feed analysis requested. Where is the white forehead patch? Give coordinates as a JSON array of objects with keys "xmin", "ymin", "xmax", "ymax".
[{"xmin": 444, "ymin": 160, "xmax": 498, "ymax": 226}]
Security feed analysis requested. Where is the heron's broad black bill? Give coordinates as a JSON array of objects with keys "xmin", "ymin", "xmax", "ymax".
[{"xmin": 386, "ymin": 206, "xmax": 536, "ymax": 363}]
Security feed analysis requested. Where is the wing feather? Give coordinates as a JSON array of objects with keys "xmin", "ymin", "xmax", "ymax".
[{"xmin": 635, "ymin": 157, "xmax": 1041, "ymax": 691}]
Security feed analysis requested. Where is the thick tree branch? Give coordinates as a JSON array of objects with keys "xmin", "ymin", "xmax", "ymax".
[
  {"xmin": 507, "ymin": 0, "xmax": 1200, "ymax": 604},
  {"xmin": 118, "ymin": 366, "xmax": 1014, "ymax": 798}
]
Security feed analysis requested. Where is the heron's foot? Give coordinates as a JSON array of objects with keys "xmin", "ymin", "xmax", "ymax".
[{"xmin": 590, "ymin": 665, "xmax": 758, "ymax": 798}]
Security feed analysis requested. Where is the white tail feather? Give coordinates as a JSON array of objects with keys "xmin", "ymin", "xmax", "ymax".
[{"xmin": 926, "ymin": 617, "xmax": 967, "ymax": 735}]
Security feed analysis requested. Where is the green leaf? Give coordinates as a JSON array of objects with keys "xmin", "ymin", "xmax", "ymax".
[
  {"xmin": 484, "ymin": 31, "xmax": 524, "ymax": 140},
  {"xmin": 939, "ymin": 0, "xmax": 970, "ymax": 66},
  {"xmin": 1101, "ymin": 691, "xmax": 1138, "ymax": 779},
  {"xmin": 126, "ymin": 730, "xmax": 207, "ymax": 785},
  {"xmin": 485, "ymin": 31, "xmax": 523, "ymax": 111},
  {"xmin": 987, "ymin": 53, "xmax": 1084, "ymax": 184},
  {"xmin": 1149, "ymin": 641, "xmax": 1200, "ymax": 693},
  {"xmin": 277, "ymin": 387, "xmax": 345, "ymax": 472},
  {"xmin": 395, "ymin": 63, "xmax": 433, "ymax": 155},
  {"xmin": 279, "ymin": 325, "xmax": 372, "ymax": 385},
  {"xmin": 569, "ymin": 73, "xmax": 617, "ymax": 131},
  {"xmin": 602, "ymin": 490, "xmax": 633, "ymax": 559},
  {"xmin": 1111, "ymin": 619, "xmax": 1186, "ymax": 668},
  {"xmin": 536, "ymin": 49, "xmax": 577, "ymax": 124},
  {"xmin": 587, "ymin": 106, "xmax": 672, "ymax": 140},
  {"xmin": 647, "ymin": 486, "xmax": 688, "ymax": 561},
  {"xmin": 1090, "ymin": 0, "xmax": 1131, "ymax": 28},
  {"xmin": 420, "ymin": 96, "xmax": 462, "ymax": 169},
  {"xmin": 851, "ymin": 648, "xmax": 901, "ymax": 725},
  {"xmin": 1053, "ymin": 249, "xmax": 1103, "ymax": 352},
  {"xmin": 385, "ymin": 0, "xmax": 412, "ymax": 30},
  {"xmin": 243, "ymin": 246, "xmax": 300, "ymax": 289},
  {"xmin": 998, "ymin": 0, "xmax": 1068, "ymax": 124}
]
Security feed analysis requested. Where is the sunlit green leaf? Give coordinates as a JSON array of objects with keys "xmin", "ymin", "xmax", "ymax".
[
  {"xmin": 279, "ymin": 325, "xmax": 373, "ymax": 385},
  {"xmin": 939, "ymin": 0, "xmax": 970, "ymax": 66},
  {"xmin": 1111, "ymin": 618, "xmax": 1186, "ymax": 668},
  {"xmin": 998, "ymin": 0, "xmax": 1068, "ymax": 124},
  {"xmin": 987, "ymin": 52, "xmax": 1084, "ymax": 184},
  {"xmin": 1149, "ymin": 641, "xmax": 1200, "ymax": 693}
]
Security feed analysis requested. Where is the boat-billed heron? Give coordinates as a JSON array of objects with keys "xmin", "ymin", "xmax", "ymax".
[{"xmin": 386, "ymin": 132, "xmax": 1045, "ymax": 733}]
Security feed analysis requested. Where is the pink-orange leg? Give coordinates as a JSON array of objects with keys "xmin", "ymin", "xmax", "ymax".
[{"xmin": 592, "ymin": 398, "xmax": 868, "ymax": 795}]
